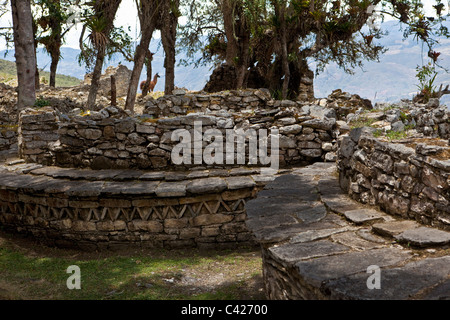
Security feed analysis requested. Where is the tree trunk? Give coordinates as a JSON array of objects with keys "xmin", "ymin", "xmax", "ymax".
[
  {"xmin": 279, "ymin": 5, "xmax": 290, "ymax": 99},
  {"xmin": 35, "ymin": 64, "xmax": 40, "ymax": 90},
  {"xmin": 221, "ymin": 1, "xmax": 250, "ymax": 89},
  {"xmin": 32, "ymin": 19, "xmax": 40, "ymax": 91},
  {"xmin": 235, "ymin": 25, "xmax": 250, "ymax": 89},
  {"xmin": 222, "ymin": 0, "xmax": 238, "ymax": 65},
  {"xmin": 11, "ymin": 0, "xmax": 36, "ymax": 112},
  {"xmin": 87, "ymin": 0, "xmax": 122, "ymax": 110},
  {"xmin": 87, "ymin": 48, "xmax": 106, "ymax": 110},
  {"xmin": 124, "ymin": 0, "xmax": 158, "ymax": 112},
  {"xmin": 125, "ymin": 42, "xmax": 152, "ymax": 111},
  {"xmin": 161, "ymin": 0, "xmax": 179, "ymax": 95},
  {"xmin": 141, "ymin": 50, "xmax": 153, "ymax": 97},
  {"xmin": 49, "ymin": 53, "xmax": 59, "ymax": 87},
  {"xmin": 110, "ymin": 75, "xmax": 116, "ymax": 106}
]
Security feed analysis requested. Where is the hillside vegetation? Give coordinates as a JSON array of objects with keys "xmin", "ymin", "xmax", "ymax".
[{"xmin": 0, "ymin": 58, "xmax": 81, "ymax": 88}]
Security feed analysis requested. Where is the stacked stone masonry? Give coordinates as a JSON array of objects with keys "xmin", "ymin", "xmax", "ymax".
[
  {"xmin": 246, "ymin": 162, "xmax": 450, "ymax": 300},
  {"xmin": 0, "ymin": 164, "xmax": 270, "ymax": 250},
  {"xmin": 18, "ymin": 90, "xmax": 341, "ymax": 170},
  {"xmin": 337, "ymin": 127, "xmax": 450, "ymax": 231},
  {"xmin": 0, "ymin": 109, "xmax": 17, "ymax": 151}
]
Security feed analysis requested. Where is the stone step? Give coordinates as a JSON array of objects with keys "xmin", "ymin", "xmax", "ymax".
[
  {"xmin": 394, "ymin": 226, "xmax": 450, "ymax": 248},
  {"xmin": 245, "ymin": 163, "xmax": 450, "ymax": 300}
]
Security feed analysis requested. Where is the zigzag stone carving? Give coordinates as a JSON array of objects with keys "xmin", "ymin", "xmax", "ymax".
[{"xmin": 0, "ymin": 168, "xmax": 263, "ymax": 251}]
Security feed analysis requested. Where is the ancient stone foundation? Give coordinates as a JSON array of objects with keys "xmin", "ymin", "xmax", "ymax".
[
  {"xmin": 18, "ymin": 90, "xmax": 341, "ymax": 170},
  {"xmin": 0, "ymin": 167, "xmax": 265, "ymax": 250},
  {"xmin": 0, "ymin": 109, "xmax": 17, "ymax": 151},
  {"xmin": 246, "ymin": 162, "xmax": 450, "ymax": 300},
  {"xmin": 337, "ymin": 128, "xmax": 449, "ymax": 231}
]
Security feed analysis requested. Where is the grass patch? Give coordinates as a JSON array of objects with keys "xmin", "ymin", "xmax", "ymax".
[
  {"xmin": 385, "ymin": 130, "xmax": 408, "ymax": 140},
  {"xmin": 348, "ymin": 116, "xmax": 377, "ymax": 129},
  {"xmin": 0, "ymin": 232, "xmax": 264, "ymax": 300},
  {"xmin": 0, "ymin": 59, "xmax": 81, "ymax": 88}
]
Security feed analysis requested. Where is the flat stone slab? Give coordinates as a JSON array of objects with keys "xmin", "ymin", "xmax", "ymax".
[
  {"xmin": 139, "ymin": 172, "xmax": 166, "ymax": 181},
  {"xmin": 323, "ymin": 256, "xmax": 450, "ymax": 300},
  {"xmin": 165, "ymin": 172, "xmax": 188, "ymax": 181},
  {"xmin": 394, "ymin": 227, "xmax": 450, "ymax": 247},
  {"xmin": 343, "ymin": 209, "xmax": 385, "ymax": 224},
  {"xmin": 102, "ymin": 181, "xmax": 159, "ymax": 196},
  {"xmin": 257, "ymin": 187, "xmax": 319, "ymax": 201},
  {"xmin": 295, "ymin": 204, "xmax": 327, "ymax": 223},
  {"xmin": 65, "ymin": 181, "xmax": 105, "ymax": 197},
  {"xmin": 155, "ymin": 182, "xmax": 187, "ymax": 197},
  {"xmin": 269, "ymin": 240, "xmax": 350, "ymax": 263},
  {"xmin": 322, "ymin": 196, "xmax": 366, "ymax": 214},
  {"xmin": 295, "ymin": 247, "xmax": 412, "ymax": 288},
  {"xmin": 224, "ymin": 176, "xmax": 256, "ymax": 190},
  {"xmin": 290, "ymin": 227, "xmax": 353, "ymax": 243},
  {"xmin": 186, "ymin": 177, "xmax": 227, "ymax": 194},
  {"xmin": 112, "ymin": 170, "xmax": 145, "ymax": 181},
  {"xmin": 246, "ymin": 214, "xmax": 298, "ymax": 231},
  {"xmin": 421, "ymin": 279, "xmax": 450, "ymax": 300},
  {"xmin": 246, "ymin": 196, "xmax": 310, "ymax": 218},
  {"xmin": 372, "ymin": 220, "xmax": 421, "ymax": 237},
  {"xmin": 0, "ymin": 173, "xmax": 42, "ymax": 190},
  {"xmin": 331, "ymin": 231, "xmax": 387, "ymax": 250},
  {"xmin": 251, "ymin": 215, "xmax": 346, "ymax": 244},
  {"xmin": 229, "ymin": 167, "xmax": 259, "ymax": 176},
  {"xmin": 251, "ymin": 175, "xmax": 276, "ymax": 186}
]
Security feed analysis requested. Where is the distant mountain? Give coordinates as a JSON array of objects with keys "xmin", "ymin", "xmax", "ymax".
[
  {"xmin": 0, "ymin": 40, "xmax": 212, "ymax": 93},
  {"xmin": 1, "ymin": 20, "xmax": 450, "ymax": 104},
  {"xmin": 0, "ymin": 57, "xmax": 81, "ymax": 87},
  {"xmin": 313, "ymin": 20, "xmax": 450, "ymax": 105}
]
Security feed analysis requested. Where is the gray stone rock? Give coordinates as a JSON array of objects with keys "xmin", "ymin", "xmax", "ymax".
[
  {"xmin": 186, "ymin": 177, "xmax": 227, "ymax": 194},
  {"xmin": 78, "ymin": 128, "xmax": 102, "ymax": 140},
  {"xmin": 269, "ymin": 240, "xmax": 350, "ymax": 263},
  {"xmin": 372, "ymin": 220, "xmax": 420, "ymax": 238},
  {"xmin": 395, "ymin": 226, "xmax": 450, "ymax": 247},
  {"xmin": 324, "ymin": 256, "xmax": 450, "ymax": 300},
  {"xmin": 224, "ymin": 176, "xmax": 256, "ymax": 190},
  {"xmin": 331, "ymin": 231, "xmax": 386, "ymax": 250},
  {"xmin": 290, "ymin": 227, "xmax": 352, "ymax": 244},
  {"xmin": 301, "ymin": 118, "xmax": 336, "ymax": 130},
  {"xmin": 426, "ymin": 98, "xmax": 440, "ymax": 109},
  {"xmin": 299, "ymin": 148, "xmax": 322, "ymax": 158},
  {"xmin": 279, "ymin": 124, "xmax": 302, "ymax": 135},
  {"xmin": 301, "ymin": 105, "xmax": 337, "ymax": 119},
  {"xmin": 155, "ymin": 181, "xmax": 187, "ymax": 197},
  {"xmin": 343, "ymin": 209, "xmax": 385, "ymax": 224},
  {"xmin": 295, "ymin": 247, "xmax": 412, "ymax": 288}
]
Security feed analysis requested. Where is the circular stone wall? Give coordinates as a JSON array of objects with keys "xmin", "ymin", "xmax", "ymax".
[{"xmin": 0, "ymin": 165, "xmax": 270, "ymax": 250}]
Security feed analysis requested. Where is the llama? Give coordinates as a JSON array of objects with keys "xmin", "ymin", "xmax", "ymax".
[{"xmin": 140, "ymin": 73, "xmax": 160, "ymax": 94}]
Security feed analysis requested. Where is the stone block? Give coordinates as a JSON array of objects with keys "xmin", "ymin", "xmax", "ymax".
[
  {"xmin": 179, "ymin": 227, "xmax": 201, "ymax": 239},
  {"xmin": 186, "ymin": 178, "xmax": 227, "ymax": 194},
  {"xmin": 191, "ymin": 213, "xmax": 234, "ymax": 226}
]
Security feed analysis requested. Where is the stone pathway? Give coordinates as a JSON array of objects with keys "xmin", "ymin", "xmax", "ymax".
[{"xmin": 246, "ymin": 162, "xmax": 450, "ymax": 300}]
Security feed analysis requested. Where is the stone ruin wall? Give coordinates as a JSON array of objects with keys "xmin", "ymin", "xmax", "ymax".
[
  {"xmin": 0, "ymin": 109, "xmax": 17, "ymax": 151},
  {"xmin": 18, "ymin": 89, "xmax": 341, "ymax": 170},
  {"xmin": 0, "ymin": 170, "xmax": 259, "ymax": 250},
  {"xmin": 337, "ymin": 128, "xmax": 450, "ymax": 231},
  {"xmin": 0, "ymin": 83, "xmax": 18, "ymax": 151}
]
